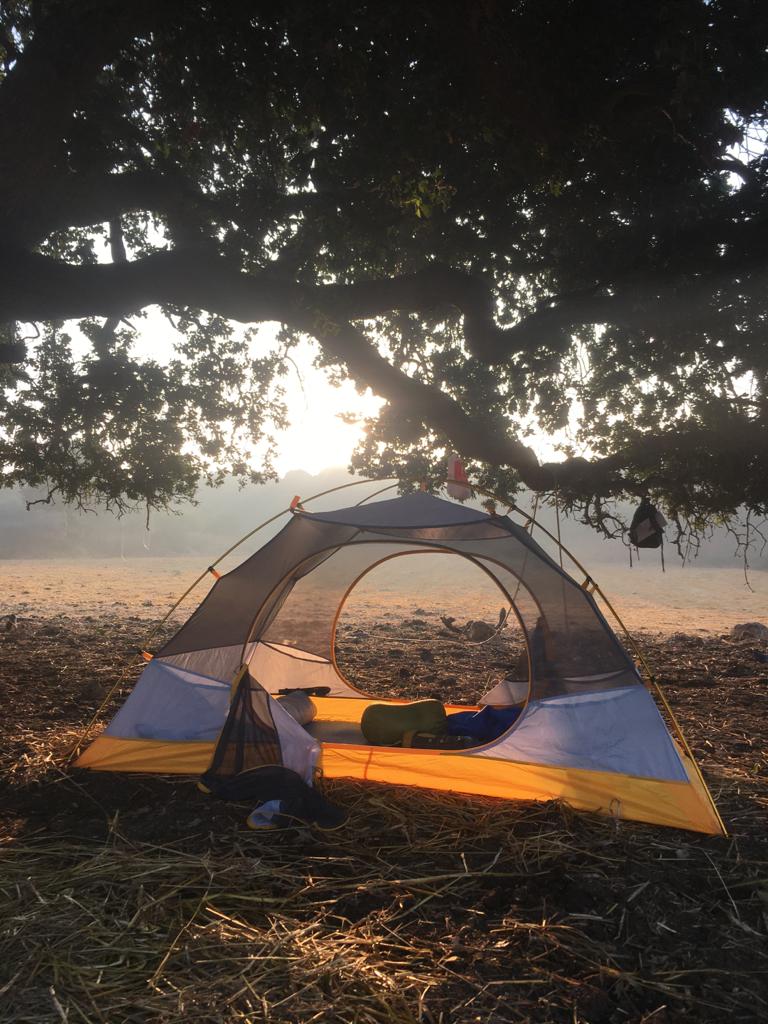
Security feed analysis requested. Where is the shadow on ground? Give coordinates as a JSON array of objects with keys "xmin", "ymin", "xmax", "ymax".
[{"xmin": 1, "ymin": 619, "xmax": 766, "ymax": 1023}]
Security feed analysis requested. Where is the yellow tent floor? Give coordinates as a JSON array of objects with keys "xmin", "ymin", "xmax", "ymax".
[{"xmin": 75, "ymin": 732, "xmax": 723, "ymax": 835}]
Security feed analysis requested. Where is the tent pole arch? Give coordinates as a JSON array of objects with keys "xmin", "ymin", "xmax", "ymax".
[
  {"xmin": 142, "ymin": 477, "xmax": 499, "ymax": 659},
  {"xmin": 121, "ymin": 467, "xmax": 718, "ymax": 832},
  {"xmin": 147, "ymin": 470, "xmax": 645, "ymax": 695},
  {"xmin": 236, "ymin": 537, "xmax": 566, "ymax": 697},
  {"xmin": 352, "ymin": 481, "xmax": 400, "ymax": 506},
  {"xmin": 140, "ymin": 476, "xmax": 402, "ymax": 654},
  {"xmin": 445, "ymin": 478, "xmax": 726, "ymax": 836},
  {"xmin": 326, "ymin": 547, "xmax": 533, "ymax": 706}
]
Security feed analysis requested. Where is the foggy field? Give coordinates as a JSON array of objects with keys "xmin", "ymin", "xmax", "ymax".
[{"xmin": 3, "ymin": 554, "xmax": 767, "ymax": 637}]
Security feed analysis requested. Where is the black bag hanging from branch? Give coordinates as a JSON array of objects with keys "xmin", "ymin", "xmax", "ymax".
[{"xmin": 629, "ymin": 497, "xmax": 667, "ymax": 549}]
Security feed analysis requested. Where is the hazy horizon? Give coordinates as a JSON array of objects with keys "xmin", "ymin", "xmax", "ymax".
[{"xmin": 2, "ymin": 468, "xmax": 765, "ymax": 574}]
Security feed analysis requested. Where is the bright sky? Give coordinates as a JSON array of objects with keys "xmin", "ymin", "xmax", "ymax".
[
  {"xmin": 116, "ymin": 314, "xmax": 561, "ymax": 477},
  {"xmin": 270, "ymin": 338, "xmax": 383, "ymax": 475},
  {"xmin": 66, "ymin": 310, "xmax": 383, "ymax": 476}
]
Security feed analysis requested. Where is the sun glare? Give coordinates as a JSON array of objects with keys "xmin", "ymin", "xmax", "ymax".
[{"xmin": 275, "ymin": 345, "xmax": 383, "ymax": 474}]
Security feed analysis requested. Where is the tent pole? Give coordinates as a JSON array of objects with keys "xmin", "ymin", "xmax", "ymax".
[
  {"xmin": 140, "ymin": 476, "xmax": 402, "ymax": 653},
  {"xmin": 353, "ymin": 482, "xmax": 399, "ymax": 506},
  {"xmin": 68, "ymin": 477, "xmax": 400, "ymax": 763},
  {"xmin": 445, "ymin": 477, "xmax": 727, "ymax": 837}
]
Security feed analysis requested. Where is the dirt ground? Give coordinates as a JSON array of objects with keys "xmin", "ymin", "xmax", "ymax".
[{"xmin": 0, "ymin": 559, "xmax": 767, "ymax": 1022}]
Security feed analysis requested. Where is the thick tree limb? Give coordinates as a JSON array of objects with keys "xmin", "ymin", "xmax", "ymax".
[
  {"xmin": 0, "ymin": 238, "xmax": 551, "ymax": 362},
  {"xmin": 21, "ymin": 171, "xmax": 218, "ymax": 247},
  {"xmin": 289, "ymin": 313, "xmax": 543, "ymax": 478},
  {"xmin": 6, "ymin": 235, "xmax": 768, "ymax": 372},
  {"xmin": 0, "ymin": 1, "xmax": 157, "ymax": 239},
  {"xmin": 287, "ymin": 310, "xmax": 768, "ymax": 495},
  {"xmin": 12, "ymin": 144, "xmax": 768, "ymax": 360},
  {"xmin": 0, "ymin": 249, "xmax": 300, "ymax": 324},
  {"xmin": 3, "ymin": 245, "xmax": 762, "ymax": 495},
  {"xmin": 98, "ymin": 218, "xmax": 129, "ymax": 348},
  {"xmin": 0, "ymin": 246, "xmax": 517, "ymax": 360}
]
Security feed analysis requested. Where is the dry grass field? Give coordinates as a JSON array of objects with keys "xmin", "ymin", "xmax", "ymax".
[{"xmin": 1, "ymin": 557, "xmax": 767, "ymax": 1022}]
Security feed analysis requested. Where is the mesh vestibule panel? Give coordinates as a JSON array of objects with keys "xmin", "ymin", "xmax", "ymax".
[
  {"xmin": 160, "ymin": 643, "xmax": 257, "ymax": 686},
  {"xmin": 467, "ymin": 556, "xmax": 638, "ymax": 698},
  {"xmin": 412, "ymin": 535, "xmax": 637, "ymax": 698},
  {"xmin": 204, "ymin": 668, "xmax": 283, "ymax": 779}
]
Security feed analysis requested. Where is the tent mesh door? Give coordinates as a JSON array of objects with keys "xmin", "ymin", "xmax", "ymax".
[{"xmin": 204, "ymin": 668, "xmax": 282, "ymax": 779}]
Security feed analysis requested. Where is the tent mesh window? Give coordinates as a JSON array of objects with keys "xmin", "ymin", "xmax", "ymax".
[
  {"xmin": 255, "ymin": 527, "xmax": 638, "ymax": 701},
  {"xmin": 155, "ymin": 507, "xmax": 641, "ymax": 709},
  {"xmin": 261, "ymin": 541, "xmax": 407, "ymax": 659},
  {"xmin": 205, "ymin": 669, "xmax": 282, "ymax": 779}
]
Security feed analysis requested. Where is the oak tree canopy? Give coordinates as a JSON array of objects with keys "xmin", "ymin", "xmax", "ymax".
[{"xmin": 1, "ymin": 1, "xmax": 767, "ymax": 545}]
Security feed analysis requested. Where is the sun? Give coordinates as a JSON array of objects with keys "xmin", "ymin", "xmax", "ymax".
[{"xmin": 275, "ymin": 344, "xmax": 383, "ymax": 474}]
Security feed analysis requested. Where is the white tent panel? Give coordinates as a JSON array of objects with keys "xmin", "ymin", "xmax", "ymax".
[
  {"xmin": 104, "ymin": 658, "xmax": 320, "ymax": 783},
  {"xmin": 268, "ymin": 697, "xmax": 321, "ymax": 783},
  {"xmin": 105, "ymin": 660, "xmax": 230, "ymax": 742},
  {"xmin": 473, "ymin": 686, "xmax": 688, "ymax": 782},
  {"xmin": 248, "ymin": 641, "xmax": 359, "ymax": 697}
]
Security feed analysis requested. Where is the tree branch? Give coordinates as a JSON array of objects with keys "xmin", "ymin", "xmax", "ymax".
[
  {"xmin": 23, "ymin": 170, "xmax": 222, "ymax": 247},
  {"xmin": 0, "ymin": 247, "xmax": 509, "ymax": 355},
  {"xmin": 0, "ymin": 1, "xmax": 157, "ymax": 241},
  {"xmin": 290, "ymin": 312, "xmax": 543, "ymax": 478},
  {"xmin": 0, "ymin": 248, "xmax": 297, "ymax": 323},
  {"xmin": 3, "ymin": 245, "xmax": 762, "ymax": 497},
  {"xmin": 98, "ymin": 217, "xmax": 129, "ymax": 348},
  {"xmin": 20, "ymin": 168, "xmax": 384, "ymax": 250}
]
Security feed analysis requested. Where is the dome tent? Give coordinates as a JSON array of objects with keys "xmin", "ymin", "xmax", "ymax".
[{"xmin": 76, "ymin": 488, "xmax": 724, "ymax": 835}]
